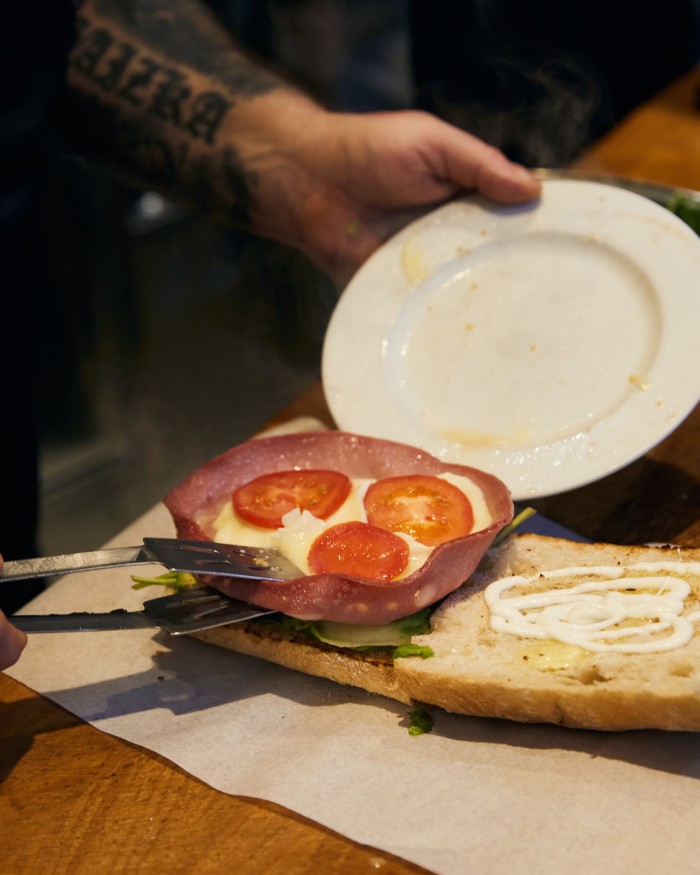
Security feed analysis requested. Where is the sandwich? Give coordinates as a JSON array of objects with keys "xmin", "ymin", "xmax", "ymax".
[
  {"xmin": 160, "ymin": 432, "xmax": 700, "ymax": 732},
  {"xmin": 188, "ymin": 533, "xmax": 700, "ymax": 732},
  {"xmin": 163, "ymin": 430, "xmax": 514, "ymax": 625},
  {"xmin": 395, "ymin": 533, "xmax": 700, "ymax": 731}
]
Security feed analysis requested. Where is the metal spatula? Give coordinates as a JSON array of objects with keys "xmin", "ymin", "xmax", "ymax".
[
  {"xmin": 0, "ymin": 537, "xmax": 302, "ymax": 583},
  {"xmin": 3, "ymin": 538, "xmax": 301, "ymax": 635}
]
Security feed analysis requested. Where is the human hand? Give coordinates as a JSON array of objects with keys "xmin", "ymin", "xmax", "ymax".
[
  {"xmin": 68, "ymin": 4, "xmax": 540, "ymax": 286},
  {"xmin": 248, "ymin": 107, "xmax": 542, "ymax": 284},
  {"xmin": 0, "ymin": 555, "xmax": 28, "ymax": 671}
]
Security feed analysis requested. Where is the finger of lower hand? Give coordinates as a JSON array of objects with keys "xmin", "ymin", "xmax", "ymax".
[{"xmin": 0, "ymin": 612, "xmax": 28, "ymax": 671}]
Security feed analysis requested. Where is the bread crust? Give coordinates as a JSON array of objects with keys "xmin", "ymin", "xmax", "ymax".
[
  {"xmin": 191, "ymin": 535, "xmax": 700, "ymax": 731},
  {"xmin": 191, "ymin": 622, "xmax": 412, "ymax": 704}
]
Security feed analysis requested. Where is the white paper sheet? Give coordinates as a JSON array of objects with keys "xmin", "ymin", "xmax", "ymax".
[{"xmin": 6, "ymin": 433, "xmax": 700, "ymax": 875}]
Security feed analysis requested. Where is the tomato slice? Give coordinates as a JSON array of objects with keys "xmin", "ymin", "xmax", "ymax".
[
  {"xmin": 308, "ymin": 521, "xmax": 409, "ymax": 582},
  {"xmin": 232, "ymin": 469, "xmax": 352, "ymax": 529},
  {"xmin": 364, "ymin": 474, "xmax": 474, "ymax": 547}
]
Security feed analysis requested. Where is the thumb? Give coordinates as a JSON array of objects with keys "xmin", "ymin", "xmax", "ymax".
[
  {"xmin": 0, "ymin": 610, "xmax": 28, "ymax": 670},
  {"xmin": 435, "ymin": 125, "xmax": 541, "ymax": 203}
]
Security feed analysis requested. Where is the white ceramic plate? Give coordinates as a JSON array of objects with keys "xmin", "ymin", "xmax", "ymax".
[{"xmin": 322, "ymin": 180, "xmax": 700, "ymax": 500}]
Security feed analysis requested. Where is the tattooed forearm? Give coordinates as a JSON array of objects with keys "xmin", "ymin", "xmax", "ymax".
[
  {"xmin": 70, "ymin": 14, "xmax": 232, "ymax": 145},
  {"xmin": 87, "ymin": 0, "xmax": 282, "ymax": 100},
  {"xmin": 67, "ymin": 94, "xmax": 254, "ymax": 226},
  {"xmin": 65, "ymin": 1, "xmax": 293, "ymax": 231}
]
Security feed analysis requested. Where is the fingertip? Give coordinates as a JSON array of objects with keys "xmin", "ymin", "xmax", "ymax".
[
  {"xmin": 486, "ymin": 162, "xmax": 542, "ymax": 203},
  {"xmin": 0, "ymin": 610, "xmax": 28, "ymax": 670},
  {"xmin": 511, "ymin": 164, "xmax": 543, "ymax": 199}
]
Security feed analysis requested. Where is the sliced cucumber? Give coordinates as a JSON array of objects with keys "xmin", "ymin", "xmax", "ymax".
[{"xmin": 311, "ymin": 609, "xmax": 431, "ymax": 648}]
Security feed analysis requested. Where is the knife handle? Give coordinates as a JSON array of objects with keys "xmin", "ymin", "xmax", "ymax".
[
  {"xmin": 0, "ymin": 539, "xmax": 302, "ymax": 583},
  {"xmin": 0, "ymin": 546, "xmax": 150, "ymax": 582}
]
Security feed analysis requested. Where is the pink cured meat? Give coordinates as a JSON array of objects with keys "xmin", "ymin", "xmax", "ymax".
[{"xmin": 163, "ymin": 431, "xmax": 514, "ymax": 625}]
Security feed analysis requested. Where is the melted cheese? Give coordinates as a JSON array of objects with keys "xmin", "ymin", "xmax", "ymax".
[
  {"xmin": 518, "ymin": 640, "xmax": 591, "ymax": 672},
  {"xmin": 485, "ymin": 562, "xmax": 700, "ymax": 654},
  {"xmin": 212, "ymin": 473, "xmax": 490, "ymax": 577}
]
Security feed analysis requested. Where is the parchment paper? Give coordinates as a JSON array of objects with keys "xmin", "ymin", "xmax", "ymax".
[{"xmin": 6, "ymin": 422, "xmax": 700, "ymax": 875}]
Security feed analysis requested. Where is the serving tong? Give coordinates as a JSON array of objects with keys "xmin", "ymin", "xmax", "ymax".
[{"xmin": 3, "ymin": 538, "xmax": 297, "ymax": 635}]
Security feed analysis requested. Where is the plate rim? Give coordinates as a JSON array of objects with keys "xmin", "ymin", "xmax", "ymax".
[{"xmin": 322, "ymin": 180, "xmax": 700, "ymax": 499}]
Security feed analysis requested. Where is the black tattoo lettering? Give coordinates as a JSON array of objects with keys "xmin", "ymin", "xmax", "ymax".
[
  {"xmin": 71, "ymin": 17, "xmax": 233, "ymax": 143},
  {"xmin": 63, "ymin": 95, "xmax": 254, "ymax": 231},
  {"xmin": 91, "ymin": 0, "xmax": 283, "ymax": 99},
  {"xmin": 185, "ymin": 92, "xmax": 232, "ymax": 145},
  {"xmin": 71, "ymin": 26, "xmax": 116, "ymax": 79},
  {"xmin": 65, "ymin": 4, "xmax": 272, "ymax": 225},
  {"xmin": 117, "ymin": 57, "xmax": 161, "ymax": 107},
  {"xmin": 149, "ymin": 68, "xmax": 191, "ymax": 125},
  {"xmin": 92, "ymin": 42, "xmax": 138, "ymax": 91}
]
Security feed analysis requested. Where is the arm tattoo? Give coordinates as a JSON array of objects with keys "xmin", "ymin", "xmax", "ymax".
[
  {"xmin": 69, "ymin": 96, "xmax": 253, "ymax": 227},
  {"xmin": 88, "ymin": 0, "xmax": 282, "ymax": 99},
  {"xmin": 67, "ymin": 2, "xmax": 285, "ymax": 228},
  {"xmin": 70, "ymin": 15, "xmax": 231, "ymax": 145}
]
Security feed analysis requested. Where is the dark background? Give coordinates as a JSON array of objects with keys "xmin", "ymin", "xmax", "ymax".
[{"xmin": 29, "ymin": 0, "xmax": 699, "ymax": 561}]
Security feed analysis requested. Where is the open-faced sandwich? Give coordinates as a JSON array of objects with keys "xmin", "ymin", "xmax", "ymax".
[
  {"xmin": 396, "ymin": 533, "xmax": 700, "ymax": 731},
  {"xmin": 162, "ymin": 432, "xmax": 700, "ymax": 732},
  {"xmin": 164, "ymin": 430, "xmax": 514, "ymax": 625}
]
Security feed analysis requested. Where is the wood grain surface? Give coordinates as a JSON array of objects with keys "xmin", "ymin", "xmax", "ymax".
[{"xmin": 2, "ymin": 66, "xmax": 699, "ymax": 875}]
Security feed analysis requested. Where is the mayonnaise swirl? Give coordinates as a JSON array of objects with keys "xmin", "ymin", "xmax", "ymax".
[{"xmin": 485, "ymin": 562, "xmax": 700, "ymax": 654}]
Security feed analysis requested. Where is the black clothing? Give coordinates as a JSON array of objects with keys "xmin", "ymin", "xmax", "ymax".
[
  {"xmin": 0, "ymin": 3, "xmax": 75, "ymax": 611},
  {"xmin": 409, "ymin": 0, "xmax": 698, "ymax": 166}
]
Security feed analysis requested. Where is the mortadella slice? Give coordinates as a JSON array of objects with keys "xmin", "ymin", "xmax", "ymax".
[{"xmin": 163, "ymin": 431, "xmax": 513, "ymax": 625}]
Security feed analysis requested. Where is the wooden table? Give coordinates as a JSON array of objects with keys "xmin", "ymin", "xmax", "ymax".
[{"xmin": 2, "ymin": 67, "xmax": 699, "ymax": 874}]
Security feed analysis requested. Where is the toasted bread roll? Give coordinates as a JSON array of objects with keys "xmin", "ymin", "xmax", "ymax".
[
  {"xmin": 192, "ymin": 620, "xmax": 411, "ymax": 703},
  {"xmin": 193, "ymin": 535, "xmax": 700, "ymax": 731},
  {"xmin": 396, "ymin": 535, "xmax": 700, "ymax": 731}
]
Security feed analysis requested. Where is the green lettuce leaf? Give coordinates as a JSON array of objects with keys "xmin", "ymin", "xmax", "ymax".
[
  {"xmin": 667, "ymin": 192, "xmax": 700, "ymax": 234},
  {"xmin": 407, "ymin": 708, "xmax": 433, "ymax": 736},
  {"xmin": 131, "ymin": 570, "xmax": 197, "ymax": 591},
  {"xmin": 393, "ymin": 643, "xmax": 434, "ymax": 659}
]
